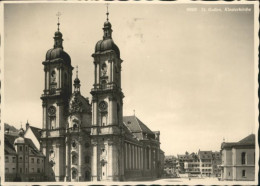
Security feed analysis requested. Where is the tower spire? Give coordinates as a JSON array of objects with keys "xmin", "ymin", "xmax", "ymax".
[
  {"xmin": 103, "ymin": 4, "xmax": 112, "ymax": 40},
  {"xmin": 74, "ymin": 65, "xmax": 80, "ymax": 93},
  {"xmin": 76, "ymin": 65, "xmax": 78, "ymax": 78},
  {"xmin": 53, "ymin": 12, "xmax": 63, "ymax": 49},
  {"xmin": 56, "ymin": 12, "xmax": 61, "ymax": 31},
  {"xmin": 106, "ymin": 3, "xmax": 109, "ymax": 21}
]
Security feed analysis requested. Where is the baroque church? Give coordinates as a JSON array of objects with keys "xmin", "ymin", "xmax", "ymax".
[{"xmin": 40, "ymin": 10, "xmax": 164, "ymax": 182}]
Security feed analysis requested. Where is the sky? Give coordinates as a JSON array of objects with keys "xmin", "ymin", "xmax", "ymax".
[{"xmin": 3, "ymin": 2, "xmax": 257, "ymax": 156}]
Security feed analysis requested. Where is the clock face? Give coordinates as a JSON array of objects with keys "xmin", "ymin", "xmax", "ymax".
[
  {"xmin": 99, "ymin": 101, "xmax": 107, "ymax": 111},
  {"xmin": 48, "ymin": 106, "xmax": 56, "ymax": 115}
]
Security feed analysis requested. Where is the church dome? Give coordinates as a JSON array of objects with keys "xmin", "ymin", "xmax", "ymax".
[
  {"xmin": 14, "ymin": 137, "xmax": 25, "ymax": 144},
  {"xmin": 46, "ymin": 48, "xmax": 71, "ymax": 64},
  {"xmin": 95, "ymin": 38, "xmax": 120, "ymax": 58},
  {"xmin": 14, "ymin": 128, "xmax": 25, "ymax": 144}
]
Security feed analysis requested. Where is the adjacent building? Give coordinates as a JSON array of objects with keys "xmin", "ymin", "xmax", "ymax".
[
  {"xmin": 176, "ymin": 151, "xmax": 221, "ymax": 178},
  {"xmin": 198, "ymin": 150, "xmax": 213, "ymax": 177},
  {"xmin": 220, "ymin": 134, "xmax": 255, "ymax": 181},
  {"xmin": 177, "ymin": 153, "xmax": 200, "ymax": 177},
  {"xmin": 164, "ymin": 155, "xmax": 177, "ymax": 177},
  {"xmin": 4, "ymin": 128, "xmax": 45, "ymax": 182}
]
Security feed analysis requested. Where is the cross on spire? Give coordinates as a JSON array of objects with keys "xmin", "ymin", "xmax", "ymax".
[
  {"xmin": 106, "ymin": 3, "xmax": 109, "ymax": 21},
  {"xmin": 56, "ymin": 12, "xmax": 61, "ymax": 31}
]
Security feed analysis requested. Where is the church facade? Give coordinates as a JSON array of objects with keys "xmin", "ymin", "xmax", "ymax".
[{"xmin": 40, "ymin": 11, "xmax": 163, "ymax": 182}]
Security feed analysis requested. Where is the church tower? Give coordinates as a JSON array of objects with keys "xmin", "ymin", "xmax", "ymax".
[
  {"xmin": 90, "ymin": 8, "xmax": 125, "ymax": 181},
  {"xmin": 40, "ymin": 16, "xmax": 73, "ymax": 181}
]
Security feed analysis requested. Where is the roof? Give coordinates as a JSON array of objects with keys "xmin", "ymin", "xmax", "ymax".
[
  {"xmin": 29, "ymin": 126, "xmax": 42, "ymax": 141},
  {"xmin": 123, "ymin": 115, "xmax": 156, "ymax": 140},
  {"xmin": 94, "ymin": 38, "xmax": 120, "ymax": 58},
  {"xmin": 238, "ymin": 134, "xmax": 255, "ymax": 144},
  {"xmin": 5, "ymin": 134, "xmax": 17, "ymax": 155},
  {"xmin": 123, "ymin": 115, "xmax": 154, "ymax": 134},
  {"xmin": 221, "ymin": 134, "xmax": 255, "ymax": 149},
  {"xmin": 198, "ymin": 151, "xmax": 213, "ymax": 159},
  {"xmin": 5, "ymin": 133, "xmax": 45, "ymax": 157}
]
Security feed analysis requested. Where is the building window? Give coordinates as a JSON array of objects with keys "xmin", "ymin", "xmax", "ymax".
[
  {"xmin": 26, "ymin": 168, "xmax": 27, "ymax": 173},
  {"xmin": 25, "ymin": 146, "xmax": 28, "ymax": 151},
  {"xmin": 12, "ymin": 168, "xmax": 15, "ymax": 172},
  {"xmin": 37, "ymin": 158, "xmax": 40, "ymax": 164},
  {"xmin": 72, "ymin": 169, "xmax": 77, "ymax": 179},
  {"xmin": 72, "ymin": 141, "xmax": 77, "ymax": 148},
  {"xmin": 241, "ymin": 152, "xmax": 246, "ymax": 165},
  {"xmin": 20, "ymin": 168, "xmax": 22, "ymax": 173},
  {"xmin": 242, "ymin": 170, "xmax": 246, "ymax": 177},
  {"xmin": 12, "ymin": 157, "xmax": 16, "ymax": 163},
  {"xmin": 85, "ymin": 156, "xmax": 90, "ymax": 164},
  {"xmin": 19, "ymin": 156, "xmax": 23, "ymax": 162},
  {"xmin": 5, "ymin": 168, "xmax": 9, "ymax": 173},
  {"xmin": 31, "ymin": 158, "xmax": 34, "ymax": 163},
  {"xmin": 32, "ymin": 168, "xmax": 34, "ymax": 173},
  {"xmin": 37, "ymin": 168, "xmax": 41, "ymax": 173},
  {"xmin": 72, "ymin": 154, "xmax": 78, "ymax": 165},
  {"xmin": 5, "ymin": 156, "xmax": 9, "ymax": 163},
  {"xmin": 20, "ymin": 146, "xmax": 23, "ymax": 151}
]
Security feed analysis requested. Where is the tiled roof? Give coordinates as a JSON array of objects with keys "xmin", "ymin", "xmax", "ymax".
[
  {"xmin": 29, "ymin": 126, "xmax": 42, "ymax": 141},
  {"xmin": 198, "ymin": 151, "xmax": 213, "ymax": 159},
  {"xmin": 4, "ymin": 134, "xmax": 44, "ymax": 157},
  {"xmin": 123, "ymin": 115, "xmax": 154, "ymax": 135},
  {"xmin": 5, "ymin": 135, "xmax": 17, "ymax": 155},
  {"xmin": 238, "ymin": 134, "xmax": 255, "ymax": 144},
  {"xmin": 221, "ymin": 134, "xmax": 255, "ymax": 149}
]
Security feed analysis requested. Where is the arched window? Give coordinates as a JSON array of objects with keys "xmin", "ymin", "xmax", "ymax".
[
  {"xmin": 72, "ymin": 169, "xmax": 77, "ymax": 179},
  {"xmin": 241, "ymin": 152, "xmax": 246, "ymax": 165},
  {"xmin": 72, "ymin": 154, "xmax": 78, "ymax": 165},
  {"xmin": 85, "ymin": 170, "xmax": 90, "ymax": 181},
  {"xmin": 101, "ymin": 63, "xmax": 107, "ymax": 76},
  {"xmin": 101, "ymin": 80, "xmax": 107, "ymax": 89},
  {"xmin": 51, "ymin": 70, "xmax": 56, "ymax": 83}
]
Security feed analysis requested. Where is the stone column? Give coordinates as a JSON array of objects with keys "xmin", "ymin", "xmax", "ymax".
[
  {"xmin": 149, "ymin": 148, "xmax": 151, "ymax": 170},
  {"xmin": 78, "ymin": 137, "xmax": 82, "ymax": 181},
  {"xmin": 94, "ymin": 63, "xmax": 97, "ymax": 86},
  {"xmin": 92, "ymin": 100, "xmax": 97, "ymax": 126},
  {"xmin": 128, "ymin": 144, "xmax": 131, "ymax": 170},
  {"xmin": 97, "ymin": 63, "xmax": 100, "ymax": 84},
  {"xmin": 135, "ymin": 146, "xmax": 137, "ymax": 169},
  {"xmin": 108, "ymin": 97, "xmax": 112, "ymax": 125},
  {"xmin": 125, "ymin": 143, "xmax": 128, "ymax": 169},
  {"xmin": 111, "ymin": 61, "xmax": 114, "ymax": 83},
  {"xmin": 91, "ymin": 142, "xmax": 97, "ymax": 181},
  {"xmin": 141, "ymin": 147, "xmax": 143, "ymax": 169},
  {"xmin": 46, "ymin": 70, "xmax": 49, "ymax": 90},
  {"xmin": 65, "ymin": 137, "xmax": 69, "ymax": 181},
  {"xmin": 132, "ymin": 145, "xmax": 135, "ymax": 169},
  {"xmin": 42, "ymin": 102, "xmax": 47, "ymax": 129},
  {"xmin": 57, "ymin": 67, "xmax": 60, "ymax": 88},
  {"xmin": 109, "ymin": 60, "xmax": 112, "ymax": 83},
  {"xmin": 59, "ymin": 68, "xmax": 62, "ymax": 89},
  {"xmin": 108, "ymin": 141, "xmax": 113, "ymax": 180},
  {"xmin": 44, "ymin": 67, "xmax": 47, "ymax": 91}
]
